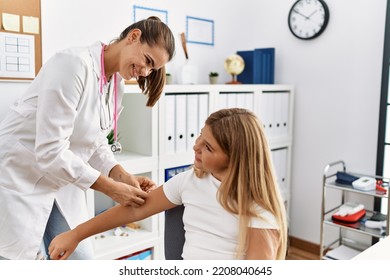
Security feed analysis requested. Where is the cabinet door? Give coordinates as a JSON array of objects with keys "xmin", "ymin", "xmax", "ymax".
[{"xmin": 271, "ymin": 148, "xmax": 289, "ymax": 203}]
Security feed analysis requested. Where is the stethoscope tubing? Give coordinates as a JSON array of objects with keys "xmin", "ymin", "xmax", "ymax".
[{"xmin": 99, "ymin": 44, "xmax": 121, "ymax": 152}]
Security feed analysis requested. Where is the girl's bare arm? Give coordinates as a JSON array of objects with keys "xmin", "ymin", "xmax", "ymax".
[
  {"xmin": 49, "ymin": 186, "xmax": 175, "ymax": 260},
  {"xmin": 245, "ymin": 228, "xmax": 280, "ymax": 260}
]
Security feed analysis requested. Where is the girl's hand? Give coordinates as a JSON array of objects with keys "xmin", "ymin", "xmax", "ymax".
[{"xmin": 48, "ymin": 230, "xmax": 80, "ymax": 260}]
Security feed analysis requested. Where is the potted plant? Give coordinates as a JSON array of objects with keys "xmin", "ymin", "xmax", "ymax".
[
  {"xmin": 107, "ymin": 129, "xmax": 120, "ymax": 145},
  {"xmin": 209, "ymin": 72, "xmax": 219, "ymax": 84}
]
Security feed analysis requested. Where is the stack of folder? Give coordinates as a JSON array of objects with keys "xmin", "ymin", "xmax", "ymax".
[
  {"xmin": 218, "ymin": 92, "xmax": 254, "ymax": 111},
  {"xmin": 256, "ymin": 92, "xmax": 289, "ymax": 139},
  {"xmin": 237, "ymin": 48, "xmax": 275, "ymax": 84},
  {"xmin": 164, "ymin": 93, "xmax": 209, "ymax": 155}
]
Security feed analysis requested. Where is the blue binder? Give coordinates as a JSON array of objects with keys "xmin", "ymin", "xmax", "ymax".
[
  {"xmin": 164, "ymin": 164, "xmax": 192, "ymax": 181},
  {"xmin": 237, "ymin": 48, "xmax": 275, "ymax": 84}
]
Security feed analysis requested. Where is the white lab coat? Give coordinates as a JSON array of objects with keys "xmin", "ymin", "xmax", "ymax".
[{"xmin": 0, "ymin": 42, "xmax": 124, "ymax": 259}]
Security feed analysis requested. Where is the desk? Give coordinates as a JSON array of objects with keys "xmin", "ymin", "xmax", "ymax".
[{"xmin": 352, "ymin": 235, "xmax": 390, "ymax": 259}]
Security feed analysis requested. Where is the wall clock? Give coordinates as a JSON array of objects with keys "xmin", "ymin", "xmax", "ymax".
[{"xmin": 288, "ymin": 0, "xmax": 330, "ymax": 40}]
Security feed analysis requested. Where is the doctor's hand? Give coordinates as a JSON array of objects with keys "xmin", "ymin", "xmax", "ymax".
[
  {"xmin": 136, "ymin": 176, "xmax": 157, "ymax": 193},
  {"xmin": 48, "ymin": 230, "xmax": 79, "ymax": 260},
  {"xmin": 114, "ymin": 167, "xmax": 157, "ymax": 194},
  {"xmin": 110, "ymin": 181, "xmax": 150, "ymax": 207},
  {"xmin": 92, "ymin": 174, "xmax": 149, "ymax": 208}
]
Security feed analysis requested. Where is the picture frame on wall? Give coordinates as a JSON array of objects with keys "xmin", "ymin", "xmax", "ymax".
[
  {"xmin": 133, "ymin": 5, "xmax": 168, "ymax": 24},
  {"xmin": 186, "ymin": 16, "xmax": 214, "ymax": 46}
]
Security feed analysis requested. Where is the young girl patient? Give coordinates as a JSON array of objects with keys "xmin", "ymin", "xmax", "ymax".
[{"xmin": 49, "ymin": 108, "xmax": 288, "ymax": 260}]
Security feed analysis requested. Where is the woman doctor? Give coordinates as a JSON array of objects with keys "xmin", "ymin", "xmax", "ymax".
[{"xmin": 0, "ymin": 16, "xmax": 175, "ymax": 260}]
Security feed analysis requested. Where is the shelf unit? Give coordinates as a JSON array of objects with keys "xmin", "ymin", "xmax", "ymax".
[
  {"xmin": 320, "ymin": 160, "xmax": 390, "ymax": 259},
  {"xmin": 86, "ymin": 84, "xmax": 294, "ymax": 260}
]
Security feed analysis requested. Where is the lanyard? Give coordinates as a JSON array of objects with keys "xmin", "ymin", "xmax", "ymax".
[{"xmin": 100, "ymin": 44, "xmax": 121, "ymax": 153}]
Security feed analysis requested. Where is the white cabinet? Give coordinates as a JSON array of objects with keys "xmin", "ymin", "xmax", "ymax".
[
  {"xmin": 87, "ymin": 84, "xmax": 294, "ymax": 259},
  {"xmin": 320, "ymin": 160, "xmax": 390, "ymax": 260}
]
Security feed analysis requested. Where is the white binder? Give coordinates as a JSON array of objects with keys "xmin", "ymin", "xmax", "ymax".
[
  {"xmin": 273, "ymin": 92, "xmax": 290, "ymax": 137},
  {"xmin": 259, "ymin": 92, "xmax": 274, "ymax": 138},
  {"xmin": 274, "ymin": 93, "xmax": 284, "ymax": 137},
  {"xmin": 164, "ymin": 94, "xmax": 176, "ymax": 154},
  {"xmin": 236, "ymin": 92, "xmax": 246, "ymax": 109},
  {"xmin": 218, "ymin": 93, "xmax": 228, "ymax": 110},
  {"xmin": 244, "ymin": 93, "xmax": 254, "ymax": 112},
  {"xmin": 175, "ymin": 94, "xmax": 187, "ymax": 153},
  {"xmin": 227, "ymin": 93, "xmax": 237, "ymax": 108},
  {"xmin": 272, "ymin": 148, "xmax": 288, "ymax": 202},
  {"xmin": 198, "ymin": 94, "xmax": 209, "ymax": 130},
  {"xmin": 186, "ymin": 93, "xmax": 199, "ymax": 151},
  {"xmin": 280, "ymin": 93, "xmax": 290, "ymax": 137}
]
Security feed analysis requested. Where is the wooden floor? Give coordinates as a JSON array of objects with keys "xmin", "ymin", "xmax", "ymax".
[{"xmin": 286, "ymin": 245, "xmax": 320, "ymax": 260}]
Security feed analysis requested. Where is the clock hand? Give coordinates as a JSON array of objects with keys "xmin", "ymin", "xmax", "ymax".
[
  {"xmin": 305, "ymin": 10, "xmax": 321, "ymax": 26},
  {"xmin": 293, "ymin": 9, "xmax": 309, "ymax": 20},
  {"xmin": 307, "ymin": 10, "xmax": 317, "ymax": 19}
]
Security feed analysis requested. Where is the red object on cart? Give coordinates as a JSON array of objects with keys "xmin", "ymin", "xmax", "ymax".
[{"xmin": 332, "ymin": 209, "xmax": 366, "ymax": 223}]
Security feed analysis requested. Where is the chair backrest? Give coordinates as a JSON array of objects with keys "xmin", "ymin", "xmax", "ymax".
[{"xmin": 164, "ymin": 205, "xmax": 185, "ymax": 260}]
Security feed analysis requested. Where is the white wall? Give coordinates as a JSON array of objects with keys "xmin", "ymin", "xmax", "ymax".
[
  {"xmin": 0, "ymin": 0, "xmax": 386, "ymax": 246},
  {"xmin": 272, "ymin": 0, "xmax": 386, "ymax": 244},
  {"xmin": 38, "ymin": 0, "xmax": 248, "ymax": 84}
]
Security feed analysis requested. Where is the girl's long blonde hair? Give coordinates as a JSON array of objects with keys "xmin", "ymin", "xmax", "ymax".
[{"xmin": 204, "ymin": 108, "xmax": 288, "ymax": 259}]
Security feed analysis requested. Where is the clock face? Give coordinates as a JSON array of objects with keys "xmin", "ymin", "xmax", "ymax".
[{"xmin": 288, "ymin": 0, "xmax": 329, "ymax": 40}]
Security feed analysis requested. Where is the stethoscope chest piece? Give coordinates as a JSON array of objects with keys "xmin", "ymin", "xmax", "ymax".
[{"xmin": 111, "ymin": 141, "xmax": 122, "ymax": 154}]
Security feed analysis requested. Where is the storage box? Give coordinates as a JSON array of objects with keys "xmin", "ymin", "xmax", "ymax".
[
  {"xmin": 117, "ymin": 248, "xmax": 152, "ymax": 260},
  {"xmin": 237, "ymin": 48, "xmax": 275, "ymax": 84}
]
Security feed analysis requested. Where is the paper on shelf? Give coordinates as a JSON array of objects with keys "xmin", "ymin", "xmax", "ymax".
[
  {"xmin": 325, "ymin": 245, "xmax": 361, "ymax": 260},
  {"xmin": 333, "ymin": 202, "xmax": 364, "ymax": 216}
]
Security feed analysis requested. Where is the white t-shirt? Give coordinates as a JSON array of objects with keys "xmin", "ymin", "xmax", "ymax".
[{"xmin": 163, "ymin": 169, "xmax": 279, "ymax": 260}]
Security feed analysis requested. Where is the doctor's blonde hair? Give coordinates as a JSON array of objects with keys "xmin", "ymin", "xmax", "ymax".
[
  {"xmin": 117, "ymin": 16, "xmax": 175, "ymax": 107},
  {"xmin": 200, "ymin": 108, "xmax": 288, "ymax": 259}
]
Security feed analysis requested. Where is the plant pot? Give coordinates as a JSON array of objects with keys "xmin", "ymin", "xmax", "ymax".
[
  {"xmin": 166, "ymin": 75, "xmax": 173, "ymax": 84},
  {"xmin": 209, "ymin": 76, "xmax": 218, "ymax": 84}
]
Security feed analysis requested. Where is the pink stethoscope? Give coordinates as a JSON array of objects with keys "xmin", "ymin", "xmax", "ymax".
[{"xmin": 99, "ymin": 44, "xmax": 121, "ymax": 153}]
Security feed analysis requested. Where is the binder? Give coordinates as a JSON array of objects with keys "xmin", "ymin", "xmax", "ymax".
[
  {"xmin": 198, "ymin": 94, "xmax": 209, "ymax": 130},
  {"xmin": 280, "ymin": 93, "xmax": 289, "ymax": 137},
  {"xmin": 236, "ymin": 50, "xmax": 254, "ymax": 84},
  {"xmin": 271, "ymin": 148, "xmax": 288, "ymax": 202},
  {"xmin": 279, "ymin": 148, "xmax": 288, "ymax": 201},
  {"xmin": 218, "ymin": 93, "xmax": 228, "ymax": 110},
  {"xmin": 237, "ymin": 48, "xmax": 275, "ymax": 84},
  {"xmin": 226, "ymin": 93, "xmax": 237, "ymax": 108},
  {"xmin": 274, "ymin": 93, "xmax": 284, "ymax": 137},
  {"xmin": 236, "ymin": 92, "xmax": 247, "ymax": 109},
  {"xmin": 244, "ymin": 93, "xmax": 254, "ymax": 112},
  {"xmin": 164, "ymin": 94, "xmax": 176, "ymax": 154},
  {"xmin": 175, "ymin": 94, "xmax": 187, "ymax": 153},
  {"xmin": 257, "ymin": 48, "xmax": 275, "ymax": 84},
  {"xmin": 271, "ymin": 92, "xmax": 289, "ymax": 138},
  {"xmin": 258, "ymin": 92, "xmax": 275, "ymax": 138},
  {"xmin": 186, "ymin": 93, "xmax": 199, "ymax": 151},
  {"xmin": 271, "ymin": 149, "xmax": 281, "ymax": 198}
]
